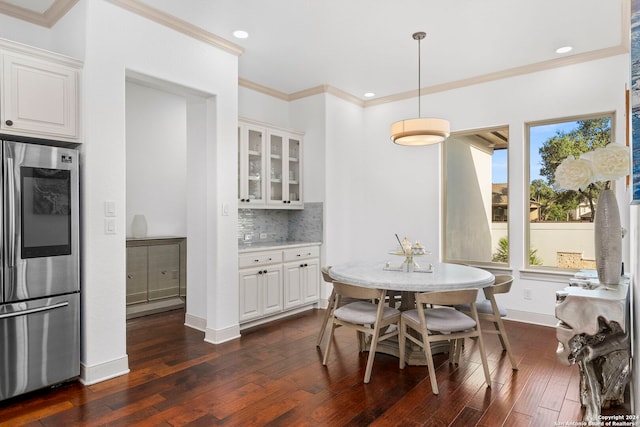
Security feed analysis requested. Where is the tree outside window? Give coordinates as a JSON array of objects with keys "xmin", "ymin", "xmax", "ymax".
[{"xmin": 527, "ymin": 115, "xmax": 613, "ymax": 269}]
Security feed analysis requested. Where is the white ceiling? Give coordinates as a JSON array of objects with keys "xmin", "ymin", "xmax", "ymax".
[{"xmin": 0, "ymin": 0, "xmax": 627, "ymax": 102}]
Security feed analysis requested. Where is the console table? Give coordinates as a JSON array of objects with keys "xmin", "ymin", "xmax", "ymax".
[{"xmin": 555, "ymin": 271, "xmax": 631, "ymax": 423}]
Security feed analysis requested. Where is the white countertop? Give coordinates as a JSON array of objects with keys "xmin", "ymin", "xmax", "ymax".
[
  {"xmin": 238, "ymin": 241, "xmax": 321, "ymax": 253},
  {"xmin": 329, "ymin": 260, "xmax": 494, "ymax": 292}
]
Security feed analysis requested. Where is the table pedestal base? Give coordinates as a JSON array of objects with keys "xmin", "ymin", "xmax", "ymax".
[{"xmin": 367, "ymin": 335, "xmax": 451, "ymax": 366}]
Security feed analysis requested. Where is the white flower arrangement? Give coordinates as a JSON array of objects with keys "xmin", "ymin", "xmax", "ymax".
[{"xmin": 554, "ymin": 143, "xmax": 630, "ymax": 191}]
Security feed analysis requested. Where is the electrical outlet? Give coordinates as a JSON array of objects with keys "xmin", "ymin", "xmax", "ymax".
[
  {"xmin": 523, "ymin": 288, "xmax": 532, "ymax": 300},
  {"xmin": 244, "ymin": 234, "xmax": 253, "ymax": 241},
  {"xmin": 260, "ymin": 233, "xmax": 268, "ymax": 239}
]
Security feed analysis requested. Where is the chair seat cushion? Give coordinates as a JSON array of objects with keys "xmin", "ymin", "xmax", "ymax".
[
  {"xmin": 455, "ymin": 300, "xmax": 507, "ymax": 317},
  {"xmin": 403, "ymin": 307, "xmax": 476, "ymax": 332},
  {"xmin": 334, "ymin": 301, "xmax": 400, "ymax": 324}
]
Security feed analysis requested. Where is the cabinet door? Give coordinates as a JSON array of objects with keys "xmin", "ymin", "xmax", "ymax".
[
  {"xmin": 147, "ymin": 244, "xmax": 180, "ymax": 301},
  {"xmin": 262, "ymin": 267, "xmax": 283, "ymax": 315},
  {"xmin": 239, "ymin": 269, "xmax": 261, "ymax": 322},
  {"xmin": 238, "ymin": 124, "xmax": 266, "ymax": 207},
  {"xmin": 1, "ymin": 53, "xmax": 79, "ymax": 139},
  {"xmin": 267, "ymin": 132, "xmax": 284, "ymax": 205},
  {"xmin": 286, "ymin": 135, "xmax": 303, "ymax": 208},
  {"xmin": 283, "ymin": 263, "xmax": 304, "ymax": 309},
  {"xmin": 303, "ymin": 260, "xmax": 320, "ymax": 303},
  {"xmin": 126, "ymin": 247, "xmax": 148, "ymax": 305}
]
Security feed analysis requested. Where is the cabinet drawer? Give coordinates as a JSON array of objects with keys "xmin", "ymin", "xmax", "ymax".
[
  {"xmin": 126, "ymin": 246, "xmax": 148, "ymax": 305},
  {"xmin": 239, "ymin": 250, "xmax": 282, "ymax": 268},
  {"xmin": 283, "ymin": 246, "xmax": 319, "ymax": 262}
]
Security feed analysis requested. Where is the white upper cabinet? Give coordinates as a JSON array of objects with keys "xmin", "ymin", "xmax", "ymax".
[
  {"xmin": 0, "ymin": 39, "xmax": 81, "ymax": 142},
  {"xmin": 238, "ymin": 118, "xmax": 303, "ymax": 209}
]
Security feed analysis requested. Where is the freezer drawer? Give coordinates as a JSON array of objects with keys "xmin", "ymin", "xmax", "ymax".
[{"xmin": 0, "ymin": 293, "xmax": 80, "ymax": 401}]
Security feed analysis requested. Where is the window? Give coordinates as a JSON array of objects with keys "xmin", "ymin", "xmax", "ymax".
[
  {"xmin": 527, "ymin": 114, "xmax": 613, "ymax": 269},
  {"xmin": 444, "ymin": 126, "xmax": 509, "ymax": 265}
]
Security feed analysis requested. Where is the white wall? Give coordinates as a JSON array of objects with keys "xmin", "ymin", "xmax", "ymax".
[
  {"xmin": 286, "ymin": 54, "xmax": 629, "ymax": 329},
  {"xmin": 446, "ymin": 136, "xmax": 494, "ymax": 262},
  {"xmin": 0, "ymin": 0, "xmax": 241, "ymax": 384},
  {"xmin": 125, "ymin": 81, "xmax": 187, "ymax": 237}
]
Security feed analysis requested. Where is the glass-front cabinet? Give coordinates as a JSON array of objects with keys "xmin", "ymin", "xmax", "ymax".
[
  {"xmin": 239, "ymin": 118, "xmax": 303, "ymax": 209},
  {"xmin": 238, "ymin": 124, "xmax": 266, "ymax": 206}
]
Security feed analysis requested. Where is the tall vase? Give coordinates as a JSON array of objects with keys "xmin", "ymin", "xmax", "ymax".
[
  {"xmin": 594, "ymin": 188, "xmax": 622, "ymax": 285},
  {"xmin": 131, "ymin": 214, "xmax": 148, "ymax": 239}
]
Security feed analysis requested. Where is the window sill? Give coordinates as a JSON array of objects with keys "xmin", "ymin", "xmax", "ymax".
[{"xmin": 519, "ymin": 268, "xmax": 575, "ymax": 284}]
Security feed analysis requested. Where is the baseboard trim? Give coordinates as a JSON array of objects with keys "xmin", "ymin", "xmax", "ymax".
[
  {"xmin": 204, "ymin": 324, "xmax": 241, "ymax": 344},
  {"xmin": 239, "ymin": 304, "xmax": 316, "ymax": 331},
  {"xmin": 504, "ymin": 309, "xmax": 557, "ymax": 327},
  {"xmin": 184, "ymin": 312, "xmax": 206, "ymax": 331},
  {"xmin": 80, "ymin": 355, "xmax": 130, "ymax": 385}
]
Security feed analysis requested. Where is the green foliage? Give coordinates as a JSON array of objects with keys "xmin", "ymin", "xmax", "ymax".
[
  {"xmin": 534, "ymin": 117, "xmax": 611, "ymax": 222},
  {"xmin": 492, "ymin": 237, "xmax": 509, "ymax": 263},
  {"xmin": 492, "ymin": 237, "xmax": 542, "ymax": 265}
]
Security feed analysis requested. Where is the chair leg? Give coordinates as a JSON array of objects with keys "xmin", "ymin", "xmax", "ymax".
[
  {"xmin": 363, "ymin": 326, "xmax": 380, "ymax": 383},
  {"xmin": 316, "ymin": 289, "xmax": 336, "ymax": 347},
  {"xmin": 415, "ymin": 323, "xmax": 439, "ymax": 395},
  {"xmin": 399, "ymin": 319, "xmax": 406, "ymax": 369},
  {"xmin": 494, "ymin": 317, "xmax": 518, "ymax": 370},
  {"xmin": 454, "ymin": 338, "xmax": 464, "ymax": 365},
  {"xmin": 475, "ymin": 330, "xmax": 492, "ymax": 389},
  {"xmin": 322, "ymin": 317, "xmax": 338, "ymax": 366}
]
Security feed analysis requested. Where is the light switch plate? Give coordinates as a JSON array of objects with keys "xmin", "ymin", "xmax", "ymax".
[
  {"xmin": 105, "ymin": 201, "xmax": 116, "ymax": 217},
  {"xmin": 104, "ymin": 218, "xmax": 116, "ymax": 234}
]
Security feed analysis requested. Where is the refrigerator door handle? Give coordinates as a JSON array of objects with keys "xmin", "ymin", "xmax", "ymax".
[
  {"xmin": 0, "ymin": 301, "xmax": 69, "ymax": 319},
  {"xmin": 6, "ymin": 156, "xmax": 15, "ymax": 269}
]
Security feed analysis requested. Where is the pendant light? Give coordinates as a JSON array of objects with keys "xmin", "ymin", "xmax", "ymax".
[{"xmin": 390, "ymin": 32, "xmax": 450, "ymax": 146}]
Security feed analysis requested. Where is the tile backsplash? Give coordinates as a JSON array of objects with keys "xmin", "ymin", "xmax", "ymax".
[{"xmin": 238, "ymin": 202, "xmax": 323, "ymax": 243}]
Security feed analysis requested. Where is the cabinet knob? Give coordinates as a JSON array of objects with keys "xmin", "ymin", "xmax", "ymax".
[
  {"xmin": 5, "ymin": 120, "xmax": 13, "ymax": 126},
  {"xmin": 161, "ymin": 271, "xmax": 167, "ymax": 275},
  {"xmin": 127, "ymin": 274, "xmax": 133, "ymax": 279}
]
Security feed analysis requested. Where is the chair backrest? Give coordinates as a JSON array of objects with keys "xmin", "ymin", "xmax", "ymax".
[
  {"xmin": 483, "ymin": 275, "xmax": 513, "ymax": 298},
  {"xmin": 332, "ymin": 281, "xmax": 385, "ymax": 301},
  {"xmin": 415, "ymin": 288, "xmax": 478, "ymax": 306},
  {"xmin": 321, "ymin": 265, "xmax": 333, "ymax": 283}
]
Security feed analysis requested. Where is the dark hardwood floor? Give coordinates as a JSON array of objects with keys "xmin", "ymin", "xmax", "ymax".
[{"xmin": 0, "ymin": 308, "xmax": 631, "ymax": 426}]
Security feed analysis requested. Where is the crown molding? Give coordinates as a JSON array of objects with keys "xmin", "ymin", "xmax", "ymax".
[
  {"xmin": 0, "ymin": 0, "xmax": 78, "ymax": 27},
  {"xmin": 239, "ymin": 43, "xmax": 629, "ymax": 109},
  {"xmin": 365, "ymin": 44, "xmax": 629, "ymax": 108},
  {"xmin": 108, "ymin": 0, "xmax": 243, "ymax": 56},
  {"xmin": 238, "ymin": 78, "xmax": 289, "ymax": 101}
]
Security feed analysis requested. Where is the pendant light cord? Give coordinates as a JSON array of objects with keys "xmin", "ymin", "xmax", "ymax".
[
  {"xmin": 417, "ymin": 35, "xmax": 421, "ymax": 117},
  {"xmin": 412, "ymin": 32, "xmax": 426, "ymax": 118}
]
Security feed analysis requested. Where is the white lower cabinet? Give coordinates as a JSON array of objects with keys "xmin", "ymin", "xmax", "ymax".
[
  {"xmin": 239, "ymin": 244, "xmax": 320, "ymax": 326},
  {"xmin": 283, "ymin": 252, "xmax": 320, "ymax": 309},
  {"xmin": 239, "ymin": 264, "xmax": 283, "ymax": 322}
]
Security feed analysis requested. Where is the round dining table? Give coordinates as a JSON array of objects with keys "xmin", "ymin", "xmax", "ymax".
[
  {"xmin": 329, "ymin": 260, "xmax": 494, "ymax": 293},
  {"xmin": 328, "ymin": 260, "xmax": 495, "ymax": 365}
]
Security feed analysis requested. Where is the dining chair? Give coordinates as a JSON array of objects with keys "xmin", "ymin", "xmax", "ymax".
[
  {"xmin": 455, "ymin": 275, "xmax": 518, "ymax": 370},
  {"xmin": 322, "ymin": 281, "xmax": 401, "ymax": 383},
  {"xmin": 399, "ymin": 288, "xmax": 492, "ymax": 395},
  {"xmin": 316, "ymin": 265, "xmax": 337, "ymax": 347}
]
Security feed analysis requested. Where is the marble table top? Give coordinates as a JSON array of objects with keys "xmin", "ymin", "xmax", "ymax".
[{"xmin": 329, "ymin": 260, "xmax": 494, "ymax": 292}]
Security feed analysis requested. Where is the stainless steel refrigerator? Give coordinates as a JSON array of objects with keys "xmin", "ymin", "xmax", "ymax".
[{"xmin": 0, "ymin": 141, "xmax": 80, "ymax": 401}]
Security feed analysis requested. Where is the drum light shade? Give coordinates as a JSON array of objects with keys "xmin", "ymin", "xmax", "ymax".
[
  {"xmin": 390, "ymin": 117, "xmax": 450, "ymax": 146},
  {"xmin": 391, "ymin": 32, "xmax": 450, "ymax": 146}
]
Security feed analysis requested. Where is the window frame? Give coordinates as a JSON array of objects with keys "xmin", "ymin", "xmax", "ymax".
[
  {"xmin": 442, "ymin": 125, "xmax": 510, "ymax": 268},
  {"xmin": 524, "ymin": 111, "xmax": 616, "ymax": 272}
]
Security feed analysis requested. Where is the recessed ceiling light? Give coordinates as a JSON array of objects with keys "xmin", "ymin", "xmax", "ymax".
[
  {"xmin": 555, "ymin": 46, "xmax": 573, "ymax": 54},
  {"xmin": 364, "ymin": 92, "xmax": 375, "ymax": 98},
  {"xmin": 233, "ymin": 30, "xmax": 249, "ymax": 39}
]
